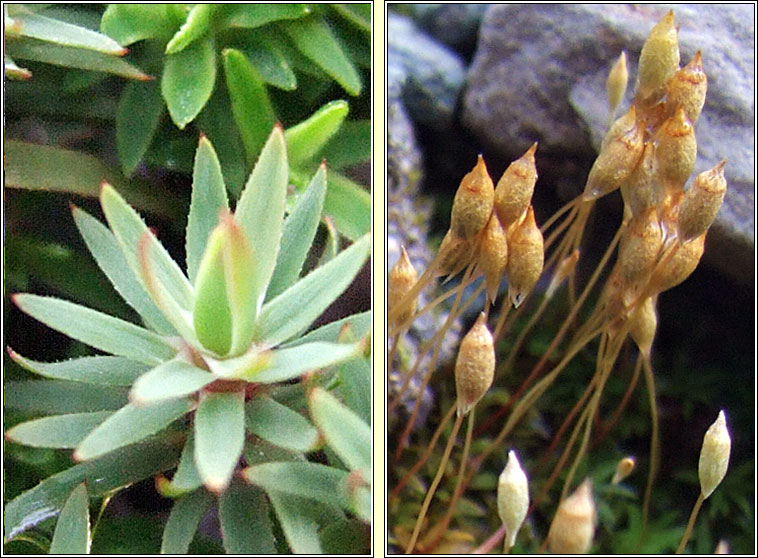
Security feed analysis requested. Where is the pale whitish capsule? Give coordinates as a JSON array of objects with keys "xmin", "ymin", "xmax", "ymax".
[
  {"xmin": 584, "ymin": 105, "xmax": 645, "ymax": 201},
  {"xmin": 628, "ymin": 296, "xmax": 657, "ymax": 357},
  {"xmin": 505, "ymin": 206, "xmax": 544, "ymax": 308},
  {"xmin": 450, "ymin": 155, "xmax": 495, "ymax": 241},
  {"xmin": 478, "ymin": 213, "xmax": 508, "ymax": 304},
  {"xmin": 436, "ymin": 230, "xmax": 473, "ymax": 279},
  {"xmin": 636, "ymin": 10, "xmax": 680, "ymax": 101},
  {"xmin": 664, "ymin": 51, "xmax": 707, "ymax": 125},
  {"xmin": 677, "ymin": 160, "xmax": 727, "ymax": 243},
  {"xmin": 611, "ymin": 456, "xmax": 636, "ymax": 485},
  {"xmin": 547, "ymin": 478, "xmax": 596, "ymax": 554},
  {"xmin": 454, "ymin": 312, "xmax": 495, "ymax": 417},
  {"xmin": 606, "ymin": 50, "xmax": 629, "ymax": 117},
  {"xmin": 649, "ymin": 231, "xmax": 705, "ymax": 294},
  {"xmin": 617, "ymin": 206, "xmax": 663, "ymax": 287},
  {"xmin": 497, "ymin": 450, "xmax": 529, "ymax": 551},
  {"xmin": 653, "ymin": 105, "xmax": 697, "ymax": 195},
  {"xmin": 388, "ymin": 246, "xmax": 418, "ymax": 328},
  {"xmin": 714, "ymin": 540, "xmax": 730, "ymax": 554},
  {"xmin": 494, "ymin": 143, "xmax": 538, "ymax": 230},
  {"xmin": 698, "ymin": 410, "xmax": 731, "ymax": 499}
]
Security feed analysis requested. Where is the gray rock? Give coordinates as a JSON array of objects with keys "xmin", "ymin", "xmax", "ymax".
[
  {"xmin": 463, "ymin": 4, "xmax": 754, "ymax": 284},
  {"xmin": 388, "ymin": 12, "xmax": 466, "ymax": 128},
  {"xmin": 407, "ymin": 4, "xmax": 489, "ymax": 56}
]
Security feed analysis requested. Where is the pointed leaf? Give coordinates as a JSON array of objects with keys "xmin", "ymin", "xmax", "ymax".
[
  {"xmin": 282, "ymin": 14, "xmax": 361, "ymax": 95},
  {"xmin": 245, "ymin": 37, "xmax": 296, "ymax": 90},
  {"xmin": 252, "ymin": 341, "xmax": 360, "ymax": 383},
  {"xmin": 159, "ymin": 432, "xmax": 203, "ymax": 496},
  {"xmin": 161, "ymin": 489, "xmax": 213, "ymax": 554},
  {"xmin": 281, "ymin": 310, "xmax": 371, "ymax": 347},
  {"xmin": 285, "ymin": 100, "xmax": 348, "ymax": 166},
  {"xmin": 165, "ymin": 4, "xmax": 216, "ymax": 55},
  {"xmin": 162, "ymin": 37, "xmax": 216, "ymax": 129},
  {"xmin": 331, "ymin": 4, "xmax": 371, "ymax": 32},
  {"xmin": 267, "ymin": 490, "xmax": 322, "ymax": 553},
  {"xmin": 12, "ymin": 10, "xmax": 126, "ymax": 54},
  {"xmin": 100, "ymin": 4, "xmax": 182, "ymax": 45},
  {"xmin": 117, "ymin": 80, "xmax": 165, "ymax": 177},
  {"xmin": 325, "ymin": 171, "xmax": 371, "ymax": 241},
  {"xmin": 245, "ymin": 396, "xmax": 319, "ymax": 452},
  {"xmin": 222, "ymin": 48, "xmax": 276, "ymax": 163},
  {"xmin": 234, "ymin": 124, "xmax": 288, "ymax": 307},
  {"xmin": 217, "ymin": 481, "xmax": 276, "ymax": 554},
  {"xmin": 221, "ymin": 215, "xmax": 258, "ymax": 355},
  {"xmin": 194, "ymin": 391, "xmax": 245, "ymax": 492},
  {"xmin": 336, "ymin": 356, "xmax": 370, "ymax": 425},
  {"xmin": 186, "ymin": 136, "xmax": 229, "ymax": 284},
  {"xmin": 130, "ymin": 359, "xmax": 214, "ymax": 404},
  {"xmin": 4, "ymin": 381, "xmax": 128, "ymax": 415},
  {"xmin": 255, "ymin": 233, "xmax": 369, "ymax": 345},
  {"xmin": 4, "ymin": 438, "xmax": 181, "ymax": 542},
  {"xmin": 49, "ymin": 483, "xmax": 90, "ymax": 555},
  {"xmin": 319, "ymin": 119, "xmax": 371, "ymax": 169},
  {"xmin": 73, "ymin": 206, "xmax": 176, "ymax": 335},
  {"xmin": 220, "ymin": 4, "xmax": 310, "ymax": 28},
  {"xmin": 74, "ymin": 398, "xmax": 193, "ymax": 461},
  {"xmin": 13, "ymin": 294, "xmax": 176, "ymax": 365},
  {"xmin": 7, "ymin": 351, "xmax": 149, "ymax": 386},
  {"xmin": 5, "ymin": 54, "xmax": 32, "ymax": 79},
  {"xmin": 6, "ymin": 412, "xmax": 114, "ymax": 449},
  {"xmin": 309, "ymin": 388, "xmax": 370, "ymax": 475},
  {"xmin": 267, "ymin": 163, "xmax": 327, "ymax": 300},
  {"xmin": 242, "ymin": 461, "xmax": 349, "ymax": 509}
]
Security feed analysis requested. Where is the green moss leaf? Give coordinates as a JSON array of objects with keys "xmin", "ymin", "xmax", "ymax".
[
  {"xmin": 130, "ymin": 359, "xmax": 215, "ymax": 404},
  {"xmin": 244, "ymin": 37, "xmax": 297, "ymax": 90},
  {"xmin": 194, "ymin": 391, "xmax": 245, "ymax": 493},
  {"xmin": 245, "ymin": 396, "xmax": 319, "ymax": 452},
  {"xmin": 7, "ymin": 352, "xmax": 149, "ymax": 386},
  {"xmin": 252, "ymin": 341, "xmax": 360, "ymax": 384},
  {"xmin": 6, "ymin": 412, "xmax": 114, "ymax": 449},
  {"xmin": 217, "ymin": 481, "xmax": 276, "ymax": 554},
  {"xmin": 100, "ymin": 4, "xmax": 182, "ymax": 45},
  {"xmin": 162, "ymin": 37, "xmax": 216, "ymax": 129},
  {"xmin": 3, "ymin": 381, "xmax": 128, "ymax": 415},
  {"xmin": 157, "ymin": 433, "xmax": 203, "ymax": 497},
  {"xmin": 49, "ymin": 483, "xmax": 89, "ymax": 554},
  {"xmin": 116, "ymin": 80, "xmax": 164, "ymax": 177},
  {"xmin": 165, "ymin": 4, "xmax": 216, "ymax": 55},
  {"xmin": 161, "ymin": 489, "xmax": 213, "ymax": 554},
  {"xmin": 242, "ymin": 461, "xmax": 349, "ymax": 509},
  {"xmin": 285, "ymin": 100, "xmax": 349, "ymax": 167},
  {"xmin": 219, "ymin": 4, "xmax": 310, "ymax": 29},
  {"xmin": 267, "ymin": 490, "xmax": 323, "ymax": 553}
]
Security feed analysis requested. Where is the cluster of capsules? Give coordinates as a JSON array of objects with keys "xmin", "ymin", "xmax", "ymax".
[{"xmin": 585, "ymin": 10, "xmax": 727, "ymax": 352}]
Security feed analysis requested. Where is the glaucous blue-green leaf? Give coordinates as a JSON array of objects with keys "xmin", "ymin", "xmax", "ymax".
[
  {"xmin": 72, "ymin": 206, "xmax": 176, "ymax": 335},
  {"xmin": 7, "ymin": 351, "xmax": 149, "ymax": 386},
  {"xmin": 12, "ymin": 294, "xmax": 176, "ymax": 365},
  {"xmin": 194, "ymin": 391, "xmax": 245, "ymax": 492},
  {"xmin": 243, "ymin": 462, "xmax": 349, "ymax": 509},
  {"xmin": 161, "ymin": 489, "xmax": 213, "ymax": 554},
  {"xmin": 336, "ymin": 357, "xmax": 370, "ymax": 425},
  {"xmin": 325, "ymin": 172, "xmax": 371, "ymax": 241},
  {"xmin": 284, "ymin": 100, "xmax": 348, "ymax": 167},
  {"xmin": 282, "ymin": 14, "xmax": 361, "ymax": 95},
  {"xmin": 309, "ymin": 388, "xmax": 370, "ymax": 476},
  {"xmin": 4, "ymin": 438, "xmax": 181, "ymax": 542},
  {"xmin": 130, "ymin": 359, "xmax": 214, "ymax": 404},
  {"xmin": 5, "ymin": 54, "xmax": 31, "ymax": 79},
  {"xmin": 319, "ymin": 120, "xmax": 371, "ymax": 169},
  {"xmin": 244, "ymin": 37, "xmax": 296, "ymax": 90},
  {"xmin": 331, "ymin": 4, "xmax": 371, "ymax": 32},
  {"xmin": 255, "ymin": 233, "xmax": 369, "ymax": 346},
  {"xmin": 6, "ymin": 411, "xmax": 114, "ymax": 449},
  {"xmin": 4, "ymin": 38, "xmax": 150, "ymax": 80},
  {"xmin": 162, "ymin": 37, "xmax": 216, "ymax": 129},
  {"xmin": 266, "ymin": 164, "xmax": 327, "ymax": 300},
  {"xmin": 49, "ymin": 483, "xmax": 90, "ymax": 554},
  {"xmin": 10, "ymin": 9, "xmax": 125, "ymax": 54},
  {"xmin": 116, "ymin": 80, "xmax": 164, "ymax": 177},
  {"xmin": 244, "ymin": 436, "xmax": 305, "ymax": 467},
  {"xmin": 74, "ymin": 398, "xmax": 193, "ymax": 461},
  {"xmin": 251, "ymin": 341, "xmax": 360, "ymax": 384},
  {"xmin": 282, "ymin": 310, "xmax": 370, "ymax": 348},
  {"xmin": 165, "ymin": 4, "xmax": 216, "ymax": 55},
  {"xmin": 219, "ymin": 4, "xmax": 310, "ymax": 29},
  {"xmin": 217, "ymin": 481, "xmax": 276, "ymax": 554},
  {"xmin": 267, "ymin": 490, "xmax": 322, "ymax": 553},
  {"xmin": 186, "ymin": 135, "xmax": 229, "ymax": 284},
  {"xmin": 316, "ymin": 214, "xmax": 339, "ymax": 267},
  {"xmin": 321, "ymin": 518, "xmax": 370, "ymax": 554},
  {"xmin": 3, "ymin": 381, "xmax": 128, "ymax": 415},
  {"xmin": 157, "ymin": 432, "xmax": 203, "ymax": 497},
  {"xmin": 234, "ymin": 124, "xmax": 288, "ymax": 310},
  {"xmin": 100, "ymin": 4, "xmax": 183, "ymax": 45},
  {"xmin": 222, "ymin": 48, "xmax": 276, "ymax": 164},
  {"xmin": 245, "ymin": 396, "xmax": 319, "ymax": 452}
]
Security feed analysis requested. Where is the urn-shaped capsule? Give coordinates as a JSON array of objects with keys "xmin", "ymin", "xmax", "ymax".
[
  {"xmin": 621, "ymin": 142, "xmax": 662, "ymax": 219},
  {"xmin": 699, "ymin": 410, "xmax": 731, "ymax": 499},
  {"xmin": 606, "ymin": 50, "xmax": 629, "ymax": 116},
  {"xmin": 612, "ymin": 456, "xmax": 637, "ymax": 485},
  {"xmin": 677, "ymin": 160, "xmax": 727, "ymax": 243},
  {"xmin": 628, "ymin": 296, "xmax": 657, "ymax": 357},
  {"xmin": 664, "ymin": 51, "xmax": 707, "ymax": 124},
  {"xmin": 454, "ymin": 312, "xmax": 495, "ymax": 416},
  {"xmin": 636, "ymin": 10, "xmax": 680, "ymax": 101},
  {"xmin": 494, "ymin": 143, "xmax": 538, "ymax": 229},
  {"xmin": 479, "ymin": 213, "xmax": 508, "ymax": 304},
  {"xmin": 389, "ymin": 246, "xmax": 418, "ymax": 328},
  {"xmin": 649, "ymin": 231, "xmax": 705, "ymax": 294},
  {"xmin": 548, "ymin": 478, "xmax": 596, "ymax": 554},
  {"xmin": 497, "ymin": 450, "xmax": 529, "ymax": 551},
  {"xmin": 617, "ymin": 206, "xmax": 663, "ymax": 287},
  {"xmin": 450, "ymin": 155, "xmax": 495, "ymax": 241},
  {"xmin": 654, "ymin": 105, "xmax": 697, "ymax": 195},
  {"xmin": 436, "ymin": 229, "xmax": 473, "ymax": 279},
  {"xmin": 505, "ymin": 206, "xmax": 544, "ymax": 308}
]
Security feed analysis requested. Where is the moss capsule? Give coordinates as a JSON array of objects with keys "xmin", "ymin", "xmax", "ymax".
[
  {"xmin": 497, "ymin": 450, "xmax": 529, "ymax": 551},
  {"xmin": 454, "ymin": 312, "xmax": 495, "ymax": 416},
  {"xmin": 548, "ymin": 478, "xmax": 596, "ymax": 554},
  {"xmin": 450, "ymin": 155, "xmax": 495, "ymax": 241},
  {"xmin": 606, "ymin": 50, "xmax": 629, "ymax": 116},
  {"xmin": 664, "ymin": 51, "xmax": 707, "ymax": 124},
  {"xmin": 389, "ymin": 246, "xmax": 419, "ymax": 328},
  {"xmin": 649, "ymin": 231, "xmax": 705, "ymax": 294},
  {"xmin": 699, "ymin": 410, "xmax": 731, "ymax": 499},
  {"xmin": 677, "ymin": 160, "xmax": 727, "ymax": 243},
  {"xmin": 618, "ymin": 206, "xmax": 663, "ymax": 287},
  {"xmin": 494, "ymin": 142, "xmax": 538, "ymax": 229},
  {"xmin": 636, "ymin": 10, "xmax": 680, "ymax": 101},
  {"xmin": 505, "ymin": 206, "xmax": 544, "ymax": 308},
  {"xmin": 478, "ymin": 213, "xmax": 509, "ymax": 304},
  {"xmin": 653, "ymin": 105, "xmax": 697, "ymax": 195}
]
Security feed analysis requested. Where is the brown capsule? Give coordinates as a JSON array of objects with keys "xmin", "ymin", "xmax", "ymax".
[
  {"xmin": 494, "ymin": 143, "xmax": 538, "ymax": 229},
  {"xmin": 628, "ymin": 296, "xmax": 657, "ymax": 357},
  {"xmin": 635, "ymin": 10, "xmax": 680, "ymax": 101},
  {"xmin": 546, "ymin": 248, "xmax": 580, "ymax": 299},
  {"xmin": 620, "ymin": 142, "xmax": 663, "ymax": 219},
  {"xmin": 548, "ymin": 478, "xmax": 596, "ymax": 554},
  {"xmin": 450, "ymin": 155, "xmax": 495, "ymax": 241},
  {"xmin": 664, "ymin": 51, "xmax": 707, "ymax": 124},
  {"xmin": 505, "ymin": 206, "xmax": 544, "ymax": 308},
  {"xmin": 649, "ymin": 231, "xmax": 705, "ymax": 294},
  {"xmin": 607, "ymin": 50, "xmax": 629, "ymax": 116},
  {"xmin": 611, "ymin": 456, "xmax": 637, "ymax": 485},
  {"xmin": 617, "ymin": 206, "xmax": 664, "ymax": 287},
  {"xmin": 436, "ymin": 230, "xmax": 473, "ymax": 279},
  {"xmin": 583, "ymin": 105, "xmax": 645, "ymax": 200},
  {"xmin": 677, "ymin": 160, "xmax": 727, "ymax": 242},
  {"xmin": 454, "ymin": 312, "xmax": 495, "ymax": 416},
  {"xmin": 478, "ymin": 213, "xmax": 509, "ymax": 304},
  {"xmin": 389, "ymin": 246, "xmax": 419, "ymax": 328},
  {"xmin": 653, "ymin": 105, "xmax": 697, "ymax": 195}
]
